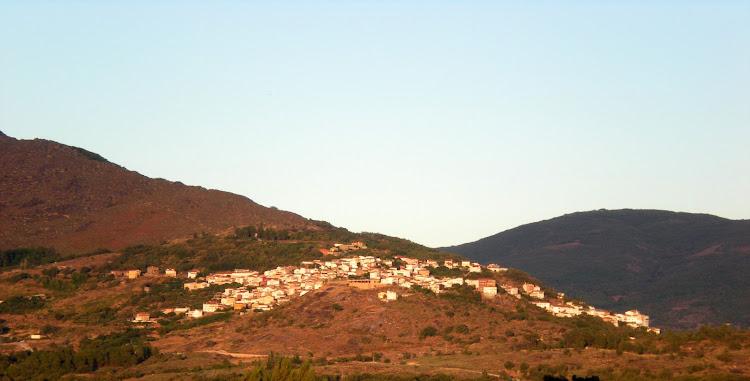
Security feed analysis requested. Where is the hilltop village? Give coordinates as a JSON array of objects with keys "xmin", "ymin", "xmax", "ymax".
[{"xmin": 114, "ymin": 242, "xmax": 659, "ymax": 334}]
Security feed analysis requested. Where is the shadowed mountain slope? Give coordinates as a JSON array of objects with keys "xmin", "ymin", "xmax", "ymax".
[
  {"xmin": 442, "ymin": 209, "xmax": 750, "ymax": 329},
  {"xmin": 0, "ymin": 132, "xmax": 316, "ymax": 253}
]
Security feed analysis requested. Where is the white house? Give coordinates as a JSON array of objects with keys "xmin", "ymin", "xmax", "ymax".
[
  {"xmin": 482, "ymin": 286, "xmax": 498, "ymax": 298},
  {"xmin": 202, "ymin": 303, "xmax": 221, "ymax": 313},
  {"xmin": 184, "ymin": 282, "xmax": 209, "ymax": 291},
  {"xmin": 378, "ymin": 290, "xmax": 399, "ymax": 302}
]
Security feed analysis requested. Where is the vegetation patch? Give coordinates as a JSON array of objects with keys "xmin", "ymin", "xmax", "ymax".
[
  {"xmin": 0, "ymin": 247, "xmax": 59, "ymax": 269},
  {"xmin": 420, "ymin": 326, "xmax": 438, "ymax": 339},
  {"xmin": 439, "ymin": 284, "xmax": 482, "ymax": 305},
  {"xmin": 130, "ymin": 279, "xmax": 238, "ymax": 311},
  {"xmin": 158, "ymin": 312, "xmax": 232, "ymax": 334},
  {"xmin": 0, "ymin": 295, "xmax": 45, "ymax": 314},
  {"xmin": 0, "ymin": 330, "xmax": 153, "ymax": 380}
]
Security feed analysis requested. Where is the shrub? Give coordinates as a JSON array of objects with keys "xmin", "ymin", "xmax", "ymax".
[
  {"xmin": 7, "ymin": 273, "xmax": 30, "ymax": 282},
  {"xmin": 40, "ymin": 325, "xmax": 60, "ymax": 335},
  {"xmin": 411, "ymin": 285, "xmax": 435, "ymax": 295},
  {"xmin": 420, "ymin": 326, "xmax": 438, "ymax": 339},
  {"xmin": 0, "ymin": 296, "xmax": 45, "ymax": 314},
  {"xmin": 455, "ymin": 324, "xmax": 470, "ymax": 334}
]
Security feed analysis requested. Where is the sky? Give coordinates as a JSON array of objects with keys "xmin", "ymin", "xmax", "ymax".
[{"xmin": 1, "ymin": 1, "xmax": 749, "ymax": 247}]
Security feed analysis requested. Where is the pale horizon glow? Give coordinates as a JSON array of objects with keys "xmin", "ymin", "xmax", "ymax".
[{"xmin": 2, "ymin": 1, "xmax": 749, "ymax": 247}]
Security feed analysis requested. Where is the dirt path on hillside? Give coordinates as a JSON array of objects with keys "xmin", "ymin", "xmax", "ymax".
[{"xmin": 198, "ymin": 349, "xmax": 268, "ymax": 360}]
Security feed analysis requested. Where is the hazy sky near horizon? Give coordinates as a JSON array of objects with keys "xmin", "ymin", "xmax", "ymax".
[{"xmin": 2, "ymin": 1, "xmax": 749, "ymax": 247}]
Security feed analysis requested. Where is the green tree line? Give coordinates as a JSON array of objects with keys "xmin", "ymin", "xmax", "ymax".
[
  {"xmin": 0, "ymin": 330, "xmax": 154, "ymax": 380},
  {"xmin": 0, "ymin": 248, "xmax": 59, "ymax": 268}
]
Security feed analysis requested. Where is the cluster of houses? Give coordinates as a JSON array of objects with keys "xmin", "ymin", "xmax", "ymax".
[
  {"xmin": 319, "ymin": 241, "xmax": 368, "ymax": 256},
  {"xmin": 121, "ymin": 254, "xmax": 657, "ymax": 334},
  {"xmin": 111, "ymin": 266, "xmax": 183, "ymax": 280},
  {"xmin": 443, "ymin": 259, "xmax": 486, "ymax": 273},
  {"xmin": 530, "ymin": 295, "xmax": 658, "ymax": 333}
]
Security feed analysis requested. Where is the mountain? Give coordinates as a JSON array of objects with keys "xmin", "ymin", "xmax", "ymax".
[
  {"xmin": 442, "ymin": 209, "xmax": 750, "ymax": 329},
  {"xmin": 0, "ymin": 132, "xmax": 316, "ymax": 253}
]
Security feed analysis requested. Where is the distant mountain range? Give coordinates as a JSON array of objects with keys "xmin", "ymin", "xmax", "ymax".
[
  {"xmin": 442, "ymin": 209, "xmax": 750, "ymax": 329},
  {"xmin": 0, "ymin": 132, "xmax": 316, "ymax": 253}
]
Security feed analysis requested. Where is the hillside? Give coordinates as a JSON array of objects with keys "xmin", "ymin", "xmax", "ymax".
[
  {"xmin": 442, "ymin": 209, "xmax": 750, "ymax": 329},
  {"xmin": 0, "ymin": 132, "xmax": 316, "ymax": 253},
  {"xmin": 1, "ymin": 237, "xmax": 749, "ymax": 380}
]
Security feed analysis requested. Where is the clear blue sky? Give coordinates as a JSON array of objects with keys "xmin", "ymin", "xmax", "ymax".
[{"xmin": 2, "ymin": 1, "xmax": 749, "ymax": 247}]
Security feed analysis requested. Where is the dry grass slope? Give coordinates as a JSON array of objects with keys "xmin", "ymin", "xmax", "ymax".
[{"xmin": 0, "ymin": 133, "xmax": 317, "ymax": 253}]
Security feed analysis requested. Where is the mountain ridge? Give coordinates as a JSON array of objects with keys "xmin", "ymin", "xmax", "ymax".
[
  {"xmin": 441, "ymin": 209, "xmax": 750, "ymax": 329},
  {"xmin": 0, "ymin": 133, "xmax": 317, "ymax": 253}
]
